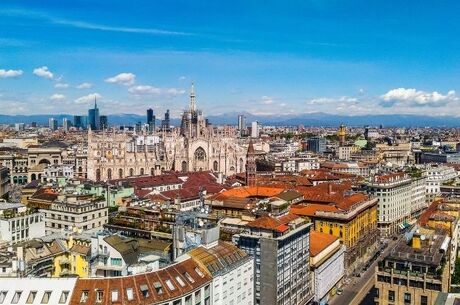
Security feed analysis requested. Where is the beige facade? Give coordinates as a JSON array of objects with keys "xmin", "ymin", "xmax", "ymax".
[{"xmin": 87, "ymin": 86, "xmax": 247, "ymax": 181}]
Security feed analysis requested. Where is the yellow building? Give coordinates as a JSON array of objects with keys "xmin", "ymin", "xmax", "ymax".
[
  {"xmin": 51, "ymin": 233, "xmax": 91, "ymax": 278},
  {"xmin": 291, "ymin": 190, "xmax": 378, "ymax": 274}
]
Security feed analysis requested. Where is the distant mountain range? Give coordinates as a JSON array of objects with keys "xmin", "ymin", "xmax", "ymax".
[{"xmin": 1, "ymin": 112, "xmax": 459, "ymax": 127}]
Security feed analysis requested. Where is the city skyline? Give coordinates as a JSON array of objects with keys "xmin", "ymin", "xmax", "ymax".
[{"xmin": 1, "ymin": 1, "xmax": 460, "ymax": 118}]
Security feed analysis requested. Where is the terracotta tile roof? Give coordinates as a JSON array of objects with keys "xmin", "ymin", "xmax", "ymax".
[
  {"xmin": 218, "ymin": 186, "xmax": 284, "ymax": 199},
  {"xmin": 70, "ymin": 244, "xmax": 91, "ymax": 256},
  {"xmin": 247, "ymin": 213, "xmax": 299, "ymax": 232},
  {"xmin": 290, "ymin": 204, "xmax": 339, "ymax": 217},
  {"xmin": 310, "ymin": 231, "xmax": 339, "ymax": 256},
  {"xmin": 188, "ymin": 241, "xmax": 249, "ymax": 276},
  {"xmin": 69, "ymin": 258, "xmax": 211, "ymax": 305},
  {"xmin": 419, "ymin": 199, "xmax": 444, "ymax": 226}
]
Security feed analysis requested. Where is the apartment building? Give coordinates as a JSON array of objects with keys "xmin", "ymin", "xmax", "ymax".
[
  {"xmin": 425, "ymin": 165, "xmax": 458, "ymax": 203},
  {"xmin": 233, "ymin": 210, "xmax": 313, "ymax": 305},
  {"xmin": 365, "ymin": 172, "xmax": 413, "ymax": 236},
  {"xmin": 41, "ymin": 195, "xmax": 108, "ymax": 235},
  {"xmin": 375, "ymin": 229, "xmax": 450, "ymax": 305},
  {"xmin": 0, "ymin": 202, "xmax": 45, "ymax": 245}
]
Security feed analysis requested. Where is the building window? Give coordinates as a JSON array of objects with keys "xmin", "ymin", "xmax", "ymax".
[
  {"xmin": 420, "ymin": 295, "xmax": 428, "ymax": 305},
  {"xmin": 26, "ymin": 291, "xmax": 37, "ymax": 304},
  {"xmin": 111, "ymin": 290, "xmax": 118, "ymax": 302},
  {"xmin": 96, "ymin": 290, "xmax": 103, "ymax": 303},
  {"xmin": 41, "ymin": 291, "xmax": 52, "ymax": 304},
  {"xmin": 388, "ymin": 290, "xmax": 395, "ymax": 302},
  {"xmin": 0, "ymin": 291, "xmax": 7, "ymax": 304},
  {"xmin": 12, "ymin": 291, "xmax": 22, "ymax": 304},
  {"xmin": 59, "ymin": 291, "xmax": 69, "ymax": 304},
  {"xmin": 80, "ymin": 291, "xmax": 89, "ymax": 303},
  {"xmin": 126, "ymin": 288, "xmax": 134, "ymax": 301},
  {"xmin": 404, "ymin": 292, "xmax": 411, "ymax": 304}
]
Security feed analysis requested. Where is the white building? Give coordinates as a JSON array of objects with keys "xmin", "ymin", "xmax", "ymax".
[
  {"xmin": 0, "ymin": 277, "xmax": 77, "ymax": 305},
  {"xmin": 188, "ymin": 241, "xmax": 254, "ymax": 305},
  {"xmin": 310, "ymin": 231, "xmax": 345, "ymax": 304},
  {"xmin": 251, "ymin": 121, "xmax": 259, "ymax": 138},
  {"xmin": 410, "ymin": 175, "xmax": 427, "ymax": 218},
  {"xmin": 42, "ymin": 165, "xmax": 74, "ymax": 183},
  {"xmin": 425, "ymin": 164, "xmax": 458, "ymax": 203},
  {"xmin": 0, "ymin": 202, "xmax": 45, "ymax": 245},
  {"xmin": 41, "ymin": 196, "xmax": 108, "ymax": 235},
  {"xmin": 365, "ymin": 172, "xmax": 412, "ymax": 236}
]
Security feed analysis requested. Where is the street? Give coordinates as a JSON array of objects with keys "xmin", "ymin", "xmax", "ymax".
[{"xmin": 329, "ymin": 235, "xmax": 402, "ymax": 305}]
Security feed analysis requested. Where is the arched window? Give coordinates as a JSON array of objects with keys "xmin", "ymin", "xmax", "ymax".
[
  {"xmin": 31, "ymin": 173, "xmax": 37, "ymax": 181},
  {"xmin": 239, "ymin": 158, "xmax": 244, "ymax": 172},
  {"xmin": 140, "ymin": 168, "xmax": 144, "ymax": 175},
  {"xmin": 107, "ymin": 169, "xmax": 112, "ymax": 180},
  {"xmin": 213, "ymin": 161, "xmax": 218, "ymax": 172},
  {"xmin": 181, "ymin": 161, "xmax": 187, "ymax": 172},
  {"xmin": 150, "ymin": 168, "xmax": 155, "ymax": 176},
  {"xmin": 129, "ymin": 168, "xmax": 134, "ymax": 176},
  {"xmin": 96, "ymin": 169, "xmax": 101, "ymax": 181},
  {"xmin": 194, "ymin": 147, "xmax": 206, "ymax": 161},
  {"xmin": 118, "ymin": 169, "xmax": 123, "ymax": 179}
]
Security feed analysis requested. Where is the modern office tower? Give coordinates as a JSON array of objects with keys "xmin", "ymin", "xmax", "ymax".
[
  {"xmin": 48, "ymin": 117, "xmax": 58, "ymax": 131},
  {"xmin": 238, "ymin": 114, "xmax": 246, "ymax": 136},
  {"xmin": 30, "ymin": 122, "xmax": 37, "ymax": 128},
  {"xmin": 234, "ymin": 210, "xmax": 313, "ymax": 305},
  {"xmin": 375, "ymin": 230, "xmax": 450, "ymax": 305},
  {"xmin": 73, "ymin": 115, "xmax": 87, "ymax": 130},
  {"xmin": 99, "ymin": 115, "xmax": 108, "ymax": 130},
  {"xmin": 14, "ymin": 123, "xmax": 25, "ymax": 131},
  {"xmin": 251, "ymin": 121, "xmax": 259, "ymax": 138},
  {"xmin": 307, "ymin": 137, "xmax": 326, "ymax": 153},
  {"xmin": 62, "ymin": 118, "xmax": 70, "ymax": 131},
  {"xmin": 161, "ymin": 109, "xmax": 170, "ymax": 130},
  {"xmin": 88, "ymin": 99, "xmax": 100, "ymax": 130},
  {"xmin": 147, "ymin": 108, "xmax": 155, "ymax": 132}
]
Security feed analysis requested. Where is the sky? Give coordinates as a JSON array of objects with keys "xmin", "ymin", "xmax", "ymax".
[{"xmin": 1, "ymin": 0, "xmax": 460, "ymax": 118}]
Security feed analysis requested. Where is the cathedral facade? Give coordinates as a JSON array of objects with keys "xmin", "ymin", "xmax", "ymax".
[{"xmin": 87, "ymin": 85, "xmax": 247, "ymax": 181}]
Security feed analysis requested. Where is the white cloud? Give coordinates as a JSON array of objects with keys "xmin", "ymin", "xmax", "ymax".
[
  {"xmin": 0, "ymin": 69, "xmax": 23, "ymax": 78},
  {"xmin": 128, "ymin": 85, "xmax": 185, "ymax": 96},
  {"xmin": 33, "ymin": 66, "xmax": 54, "ymax": 79},
  {"xmin": 75, "ymin": 93, "xmax": 101, "ymax": 104},
  {"xmin": 50, "ymin": 94, "xmax": 66, "ymax": 102},
  {"xmin": 51, "ymin": 18, "xmax": 188, "ymax": 36},
  {"xmin": 178, "ymin": 76, "xmax": 187, "ymax": 81},
  {"xmin": 76, "ymin": 82, "xmax": 92, "ymax": 89},
  {"xmin": 54, "ymin": 83, "xmax": 69, "ymax": 89},
  {"xmin": 260, "ymin": 96, "xmax": 274, "ymax": 105},
  {"xmin": 380, "ymin": 88, "xmax": 459, "ymax": 107},
  {"xmin": 105, "ymin": 73, "xmax": 136, "ymax": 86},
  {"xmin": 307, "ymin": 96, "xmax": 358, "ymax": 105}
]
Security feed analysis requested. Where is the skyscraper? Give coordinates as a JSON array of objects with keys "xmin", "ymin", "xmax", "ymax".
[
  {"xmin": 73, "ymin": 115, "xmax": 87, "ymax": 130},
  {"xmin": 161, "ymin": 109, "xmax": 170, "ymax": 130},
  {"xmin": 147, "ymin": 108, "xmax": 155, "ymax": 132},
  {"xmin": 88, "ymin": 99, "xmax": 100, "ymax": 130},
  {"xmin": 48, "ymin": 118, "xmax": 58, "ymax": 131},
  {"xmin": 251, "ymin": 121, "xmax": 259, "ymax": 138},
  {"xmin": 238, "ymin": 114, "xmax": 246, "ymax": 136},
  {"xmin": 100, "ymin": 115, "xmax": 108, "ymax": 129},
  {"xmin": 62, "ymin": 118, "xmax": 70, "ymax": 131}
]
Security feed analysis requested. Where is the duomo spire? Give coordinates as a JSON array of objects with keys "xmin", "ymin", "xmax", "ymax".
[{"xmin": 189, "ymin": 82, "xmax": 196, "ymax": 112}]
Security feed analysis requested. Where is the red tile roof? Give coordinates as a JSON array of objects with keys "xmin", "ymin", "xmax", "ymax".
[{"xmin": 310, "ymin": 231, "xmax": 339, "ymax": 256}]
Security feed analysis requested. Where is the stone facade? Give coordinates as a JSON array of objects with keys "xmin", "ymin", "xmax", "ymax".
[{"xmin": 87, "ymin": 85, "xmax": 247, "ymax": 181}]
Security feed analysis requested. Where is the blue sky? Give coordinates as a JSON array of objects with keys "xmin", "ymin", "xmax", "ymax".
[{"xmin": 1, "ymin": 0, "xmax": 460, "ymax": 117}]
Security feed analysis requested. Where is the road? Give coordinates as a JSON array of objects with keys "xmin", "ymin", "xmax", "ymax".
[{"xmin": 329, "ymin": 236, "xmax": 401, "ymax": 305}]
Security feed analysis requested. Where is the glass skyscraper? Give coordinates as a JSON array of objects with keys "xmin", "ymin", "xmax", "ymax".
[{"xmin": 88, "ymin": 100, "xmax": 100, "ymax": 130}]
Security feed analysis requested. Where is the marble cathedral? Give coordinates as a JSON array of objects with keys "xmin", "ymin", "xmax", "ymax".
[{"xmin": 87, "ymin": 84, "xmax": 248, "ymax": 181}]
